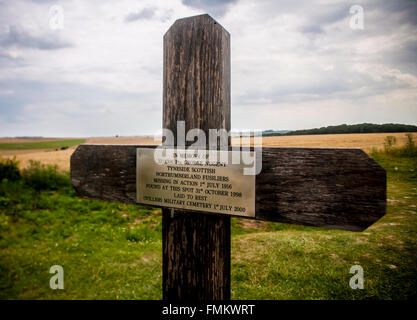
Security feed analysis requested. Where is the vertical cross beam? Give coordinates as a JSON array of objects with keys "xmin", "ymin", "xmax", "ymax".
[{"xmin": 162, "ymin": 14, "xmax": 231, "ymax": 300}]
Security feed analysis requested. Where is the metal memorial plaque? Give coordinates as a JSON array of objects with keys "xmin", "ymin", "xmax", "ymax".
[{"xmin": 136, "ymin": 148, "xmax": 256, "ymax": 217}]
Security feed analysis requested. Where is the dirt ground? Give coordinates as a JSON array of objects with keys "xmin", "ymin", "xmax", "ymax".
[{"xmin": 0, "ymin": 133, "xmax": 413, "ymax": 171}]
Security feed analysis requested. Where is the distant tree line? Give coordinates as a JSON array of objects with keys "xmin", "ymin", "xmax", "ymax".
[{"xmin": 263, "ymin": 123, "xmax": 417, "ymax": 136}]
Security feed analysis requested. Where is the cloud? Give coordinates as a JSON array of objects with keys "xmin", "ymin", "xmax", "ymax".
[
  {"xmin": 298, "ymin": 25, "xmax": 324, "ymax": 35},
  {"xmin": 0, "ymin": 25, "xmax": 72, "ymax": 50},
  {"xmin": 372, "ymin": 0, "xmax": 417, "ymax": 26},
  {"xmin": 0, "ymin": 78, "xmax": 162, "ymax": 137},
  {"xmin": 0, "ymin": 89, "xmax": 14, "ymax": 96},
  {"xmin": 125, "ymin": 6, "xmax": 173, "ymax": 23},
  {"xmin": 0, "ymin": 52, "xmax": 26, "ymax": 67},
  {"xmin": 125, "ymin": 7, "xmax": 157, "ymax": 22},
  {"xmin": 181, "ymin": 0, "xmax": 238, "ymax": 17},
  {"xmin": 0, "ymin": 0, "xmax": 416, "ymax": 137}
]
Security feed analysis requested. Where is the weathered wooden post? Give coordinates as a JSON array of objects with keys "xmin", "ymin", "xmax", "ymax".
[
  {"xmin": 70, "ymin": 13, "xmax": 386, "ymax": 302},
  {"xmin": 162, "ymin": 14, "xmax": 231, "ymax": 300}
]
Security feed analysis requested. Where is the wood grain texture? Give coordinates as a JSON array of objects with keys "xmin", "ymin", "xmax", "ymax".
[
  {"xmin": 71, "ymin": 144, "xmax": 386, "ymax": 232},
  {"xmin": 162, "ymin": 14, "xmax": 231, "ymax": 301},
  {"xmin": 162, "ymin": 210, "xmax": 230, "ymax": 300},
  {"xmin": 71, "ymin": 144, "xmax": 153, "ymax": 204},
  {"xmin": 163, "ymin": 14, "xmax": 230, "ymax": 146},
  {"xmin": 256, "ymin": 147, "xmax": 386, "ymax": 231}
]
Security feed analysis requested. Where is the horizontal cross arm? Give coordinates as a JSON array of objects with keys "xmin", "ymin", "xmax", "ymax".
[{"xmin": 70, "ymin": 144, "xmax": 386, "ymax": 231}]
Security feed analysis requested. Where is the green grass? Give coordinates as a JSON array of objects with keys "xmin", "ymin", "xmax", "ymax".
[
  {"xmin": 0, "ymin": 174, "xmax": 162, "ymax": 299},
  {"xmin": 0, "ymin": 139, "xmax": 86, "ymax": 150},
  {"xmin": 0, "ymin": 145, "xmax": 416, "ymax": 299}
]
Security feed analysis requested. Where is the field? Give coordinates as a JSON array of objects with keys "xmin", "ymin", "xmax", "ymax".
[
  {"xmin": 248, "ymin": 132, "xmax": 413, "ymax": 150},
  {"xmin": 0, "ymin": 139, "xmax": 86, "ymax": 150},
  {"xmin": 0, "ymin": 133, "xmax": 416, "ymax": 299},
  {"xmin": 0, "ymin": 137, "xmax": 154, "ymax": 171},
  {"xmin": 0, "ymin": 133, "xmax": 411, "ymax": 171}
]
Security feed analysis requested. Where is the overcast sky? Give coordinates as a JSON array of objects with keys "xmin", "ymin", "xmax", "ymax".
[{"xmin": 0, "ymin": 0, "xmax": 416, "ymax": 137}]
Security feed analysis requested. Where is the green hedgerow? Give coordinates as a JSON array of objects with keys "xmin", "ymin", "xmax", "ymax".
[
  {"xmin": 0, "ymin": 157, "xmax": 21, "ymax": 182},
  {"xmin": 21, "ymin": 160, "xmax": 70, "ymax": 191}
]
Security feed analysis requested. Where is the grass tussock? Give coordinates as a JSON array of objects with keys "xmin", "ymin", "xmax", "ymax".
[
  {"xmin": 0, "ymin": 158, "xmax": 21, "ymax": 182},
  {"xmin": 371, "ymin": 133, "xmax": 417, "ymax": 158},
  {"xmin": 0, "ymin": 158, "xmax": 69, "ymax": 191},
  {"xmin": 21, "ymin": 160, "xmax": 69, "ymax": 191}
]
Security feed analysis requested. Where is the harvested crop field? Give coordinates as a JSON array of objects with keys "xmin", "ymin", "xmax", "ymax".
[
  {"xmin": 0, "ymin": 133, "xmax": 414, "ymax": 171},
  {"xmin": 240, "ymin": 132, "xmax": 413, "ymax": 150},
  {"xmin": 0, "ymin": 137, "xmax": 156, "ymax": 171}
]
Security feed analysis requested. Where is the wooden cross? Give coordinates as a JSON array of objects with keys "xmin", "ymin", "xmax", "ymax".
[{"xmin": 70, "ymin": 14, "xmax": 386, "ymax": 300}]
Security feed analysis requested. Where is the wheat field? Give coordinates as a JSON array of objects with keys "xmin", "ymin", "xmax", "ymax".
[{"xmin": 0, "ymin": 132, "xmax": 413, "ymax": 171}]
